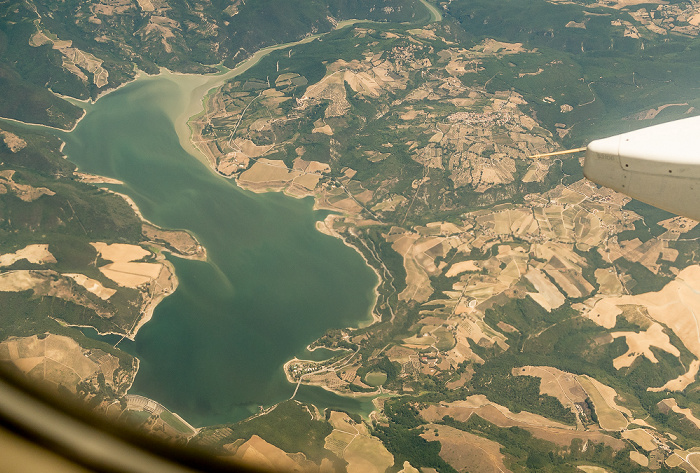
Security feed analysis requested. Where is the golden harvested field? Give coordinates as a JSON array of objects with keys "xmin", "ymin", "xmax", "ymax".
[
  {"xmin": 648, "ymin": 359, "xmax": 700, "ymax": 392},
  {"xmin": 575, "ymin": 213, "xmax": 605, "ymax": 249},
  {"xmin": 134, "ymin": 0, "xmax": 154, "ymax": 12},
  {"xmin": 513, "ymin": 366, "xmax": 587, "ymax": 414},
  {"xmin": 577, "ymin": 466, "xmax": 611, "ymax": 473},
  {"xmin": 419, "ymin": 396, "xmax": 624, "ymax": 448},
  {"xmin": 0, "ymin": 270, "xmax": 115, "ymax": 317},
  {"xmin": 0, "ymin": 169, "xmax": 55, "ymax": 202},
  {"xmin": 457, "ymin": 276, "xmax": 507, "ymax": 305},
  {"xmin": 326, "ymin": 411, "xmax": 393, "ymax": 473},
  {"xmin": 232, "ymin": 138, "xmax": 272, "ymax": 158},
  {"xmin": 489, "ymin": 208, "xmax": 531, "ymax": 235},
  {"xmin": 577, "ymin": 376, "xmax": 628, "ymax": 431},
  {"xmin": 523, "ymin": 160, "xmax": 550, "ymax": 182},
  {"xmin": 232, "ymin": 435, "xmax": 309, "ymax": 472},
  {"xmin": 314, "ymin": 187, "xmax": 363, "ymax": 214},
  {"xmin": 0, "ymin": 334, "xmax": 125, "ymax": 393},
  {"xmin": 0, "ymin": 270, "xmax": 50, "ymax": 292},
  {"xmin": 92, "ymin": 241, "xmax": 165, "ymax": 288},
  {"xmin": 594, "ymin": 268, "xmax": 623, "ymax": 295},
  {"xmin": 525, "ymin": 268, "xmax": 566, "ymax": 311},
  {"xmin": 344, "ymin": 435, "xmax": 394, "ymax": 473},
  {"xmin": 324, "ymin": 429, "xmax": 354, "ymax": 456},
  {"xmin": 344, "ymin": 70, "xmax": 383, "ymax": 97},
  {"xmin": 92, "ymin": 242, "xmax": 150, "ymax": 263},
  {"xmin": 610, "ymin": 323, "xmax": 680, "ymax": 370},
  {"xmin": 629, "ymin": 451, "xmax": 649, "ymax": 467},
  {"xmin": 445, "ymin": 260, "xmax": 480, "ymax": 278},
  {"xmin": 551, "ymin": 187, "xmax": 587, "ymax": 206},
  {"xmin": 389, "ymin": 233, "xmax": 439, "ymax": 303},
  {"xmin": 665, "ymin": 452, "xmax": 685, "ymax": 468},
  {"xmin": 620, "ymin": 238, "xmax": 667, "ymax": 274},
  {"xmin": 545, "ymin": 268, "xmax": 593, "ymax": 298},
  {"xmin": 498, "ymin": 256, "xmax": 528, "ymax": 287},
  {"xmin": 420, "ymin": 423, "xmax": 507, "ymax": 473},
  {"xmin": 659, "ymin": 216, "xmax": 698, "ymax": 234},
  {"xmin": 293, "ymin": 158, "xmax": 330, "ymax": 175},
  {"xmin": 64, "ymin": 273, "xmax": 116, "ymax": 300},
  {"xmin": 533, "ymin": 241, "xmax": 588, "ymax": 269},
  {"xmin": 690, "ymin": 452, "xmax": 700, "ymax": 470},
  {"xmin": 658, "ymin": 398, "xmax": 700, "ymax": 429},
  {"xmin": 0, "ymin": 244, "xmax": 56, "ymax": 267},
  {"xmin": 397, "ymin": 461, "xmax": 420, "ymax": 473},
  {"xmin": 99, "ymin": 261, "xmax": 165, "ymax": 288},
  {"xmin": 420, "ymin": 395, "xmax": 569, "ymax": 428},
  {"xmin": 302, "ymin": 70, "xmax": 350, "ymax": 118},
  {"xmin": 666, "ymin": 449, "xmax": 700, "ymax": 470},
  {"xmin": 622, "ymin": 429, "xmax": 657, "ymax": 451},
  {"xmin": 400, "ymin": 256, "xmax": 433, "ymax": 302},
  {"xmin": 585, "ymin": 265, "xmax": 700, "ymax": 363},
  {"xmin": 238, "ymin": 158, "xmax": 298, "ymax": 191}
]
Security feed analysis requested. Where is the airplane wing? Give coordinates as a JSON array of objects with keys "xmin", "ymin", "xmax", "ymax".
[{"xmin": 584, "ymin": 115, "xmax": 700, "ymax": 221}]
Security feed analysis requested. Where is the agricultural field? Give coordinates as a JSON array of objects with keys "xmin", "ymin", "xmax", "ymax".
[
  {"xmin": 0, "ymin": 333, "xmax": 134, "ymax": 396},
  {"xmin": 3, "ymin": 0, "xmax": 700, "ymax": 471},
  {"xmin": 208, "ymin": 3, "xmax": 700, "ymax": 469}
]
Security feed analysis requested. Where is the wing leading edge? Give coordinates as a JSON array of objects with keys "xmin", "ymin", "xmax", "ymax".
[{"xmin": 584, "ymin": 115, "xmax": 700, "ymax": 220}]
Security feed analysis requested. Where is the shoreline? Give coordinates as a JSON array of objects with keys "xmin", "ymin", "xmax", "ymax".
[
  {"xmin": 204, "ymin": 163, "xmax": 385, "ymax": 330},
  {"xmin": 52, "ymin": 187, "xmax": 205, "ymax": 343},
  {"xmin": 61, "ymin": 255, "xmax": 178, "ymax": 342},
  {"xmin": 418, "ymin": 0, "xmax": 443, "ymax": 23},
  {"xmin": 315, "ymin": 215, "xmax": 382, "ymax": 327},
  {"xmin": 228, "ymin": 176, "xmax": 385, "ymax": 330},
  {"xmin": 107, "ymin": 190, "xmax": 208, "ymax": 262},
  {"xmin": 306, "ymin": 344, "xmax": 353, "ymax": 353},
  {"xmin": 282, "ymin": 357, "xmax": 382, "ymax": 399},
  {"xmin": 44, "ymin": 13, "xmax": 406, "ymax": 411},
  {"xmin": 172, "ymin": 24, "xmax": 393, "ymax": 397},
  {"xmin": 93, "ymin": 69, "xmax": 147, "ymax": 103},
  {"xmin": 0, "ymin": 4, "xmax": 447, "ymax": 433},
  {"xmin": 182, "ymin": 33, "xmax": 327, "ymax": 167},
  {"xmin": 0, "ymin": 109, "xmax": 85, "ymax": 134},
  {"xmin": 50, "ymin": 67, "xmax": 147, "ymax": 106},
  {"xmin": 127, "ymin": 258, "xmax": 178, "ymax": 341},
  {"xmin": 23, "ymin": 32, "xmax": 339, "ymax": 353},
  {"xmin": 183, "ymin": 18, "xmax": 385, "ymax": 169}
]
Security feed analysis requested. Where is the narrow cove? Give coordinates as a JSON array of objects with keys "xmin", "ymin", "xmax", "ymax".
[{"xmin": 63, "ymin": 72, "xmax": 378, "ymax": 427}]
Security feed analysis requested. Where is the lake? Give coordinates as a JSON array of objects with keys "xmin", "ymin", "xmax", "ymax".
[{"xmin": 63, "ymin": 71, "xmax": 378, "ymax": 427}]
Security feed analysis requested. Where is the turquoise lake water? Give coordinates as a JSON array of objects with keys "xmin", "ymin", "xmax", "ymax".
[{"xmin": 62, "ymin": 73, "xmax": 378, "ymax": 426}]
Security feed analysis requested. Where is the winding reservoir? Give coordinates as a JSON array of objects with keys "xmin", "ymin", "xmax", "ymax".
[{"xmin": 62, "ymin": 71, "xmax": 378, "ymax": 426}]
